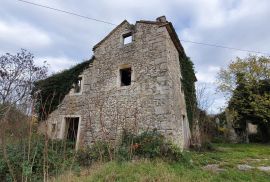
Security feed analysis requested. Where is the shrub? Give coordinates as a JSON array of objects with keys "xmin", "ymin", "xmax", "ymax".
[
  {"xmin": 77, "ymin": 130, "xmax": 187, "ymax": 165},
  {"xmin": 211, "ymin": 137, "xmax": 224, "ymax": 143},
  {"xmin": 248, "ymin": 133, "xmax": 262, "ymax": 143},
  {"xmin": 190, "ymin": 139, "xmax": 215, "ymax": 152},
  {"xmin": 119, "ymin": 130, "xmax": 187, "ymax": 162},
  {"xmin": 76, "ymin": 141, "xmax": 112, "ymax": 167},
  {"xmin": 160, "ymin": 142, "xmax": 184, "ymax": 162},
  {"xmin": 132, "ymin": 130, "xmax": 165, "ymax": 159},
  {"xmin": 116, "ymin": 145, "xmax": 130, "ymax": 161},
  {"xmin": 199, "ymin": 141, "xmax": 215, "ymax": 151},
  {"xmin": 0, "ymin": 135, "xmax": 77, "ymax": 182}
]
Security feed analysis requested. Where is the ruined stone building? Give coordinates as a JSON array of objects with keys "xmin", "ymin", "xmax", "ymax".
[{"xmin": 46, "ymin": 16, "xmax": 191, "ymax": 149}]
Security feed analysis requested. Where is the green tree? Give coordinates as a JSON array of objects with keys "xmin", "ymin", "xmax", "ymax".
[
  {"xmin": 217, "ymin": 55, "xmax": 270, "ymax": 142},
  {"xmin": 217, "ymin": 55, "xmax": 270, "ymax": 97}
]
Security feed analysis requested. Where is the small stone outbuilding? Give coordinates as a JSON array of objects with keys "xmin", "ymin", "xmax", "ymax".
[{"xmin": 46, "ymin": 16, "xmax": 191, "ymax": 149}]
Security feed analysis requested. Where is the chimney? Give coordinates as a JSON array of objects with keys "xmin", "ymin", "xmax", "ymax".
[{"xmin": 156, "ymin": 16, "xmax": 167, "ymax": 23}]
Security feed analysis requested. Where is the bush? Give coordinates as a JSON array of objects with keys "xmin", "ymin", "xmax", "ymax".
[
  {"xmin": 0, "ymin": 135, "xmax": 77, "ymax": 182},
  {"xmin": 199, "ymin": 141, "xmax": 215, "ymax": 152},
  {"xmin": 1, "ymin": 130, "xmax": 188, "ymax": 181},
  {"xmin": 248, "ymin": 133, "xmax": 262, "ymax": 143},
  {"xmin": 76, "ymin": 141, "xmax": 112, "ymax": 167},
  {"xmin": 119, "ymin": 130, "xmax": 186, "ymax": 162},
  {"xmin": 190, "ymin": 139, "xmax": 215, "ymax": 152},
  {"xmin": 160, "ymin": 143, "xmax": 184, "ymax": 162},
  {"xmin": 131, "ymin": 130, "xmax": 165, "ymax": 159},
  {"xmin": 211, "ymin": 137, "xmax": 224, "ymax": 143},
  {"xmin": 116, "ymin": 145, "xmax": 130, "ymax": 161},
  {"xmin": 77, "ymin": 130, "xmax": 187, "ymax": 165}
]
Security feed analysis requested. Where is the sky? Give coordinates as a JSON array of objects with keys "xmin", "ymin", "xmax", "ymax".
[{"xmin": 1, "ymin": 0, "xmax": 270, "ymax": 113}]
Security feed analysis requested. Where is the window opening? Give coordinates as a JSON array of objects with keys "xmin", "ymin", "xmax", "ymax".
[
  {"xmin": 123, "ymin": 33, "xmax": 132, "ymax": 45},
  {"xmin": 120, "ymin": 67, "xmax": 132, "ymax": 86},
  {"xmin": 74, "ymin": 77, "xmax": 82, "ymax": 93}
]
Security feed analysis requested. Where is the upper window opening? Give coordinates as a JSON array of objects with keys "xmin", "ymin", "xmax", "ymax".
[
  {"xmin": 120, "ymin": 67, "xmax": 132, "ymax": 86},
  {"xmin": 123, "ymin": 33, "xmax": 132, "ymax": 45},
  {"xmin": 74, "ymin": 77, "xmax": 82, "ymax": 93}
]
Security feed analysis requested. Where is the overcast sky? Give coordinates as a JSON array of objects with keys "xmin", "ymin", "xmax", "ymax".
[{"xmin": 1, "ymin": 0, "xmax": 270, "ymax": 113}]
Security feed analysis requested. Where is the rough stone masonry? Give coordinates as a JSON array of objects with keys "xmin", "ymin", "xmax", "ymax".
[{"xmin": 46, "ymin": 16, "xmax": 191, "ymax": 150}]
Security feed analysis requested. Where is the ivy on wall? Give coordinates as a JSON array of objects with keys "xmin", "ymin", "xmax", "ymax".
[
  {"xmin": 179, "ymin": 56, "xmax": 197, "ymax": 129},
  {"xmin": 33, "ymin": 54, "xmax": 197, "ymax": 126},
  {"xmin": 33, "ymin": 57, "xmax": 94, "ymax": 120}
]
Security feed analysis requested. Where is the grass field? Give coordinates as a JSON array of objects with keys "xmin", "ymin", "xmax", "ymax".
[{"xmin": 53, "ymin": 143, "xmax": 270, "ymax": 182}]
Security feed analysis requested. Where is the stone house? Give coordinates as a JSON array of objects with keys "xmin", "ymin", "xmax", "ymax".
[{"xmin": 46, "ymin": 16, "xmax": 191, "ymax": 150}]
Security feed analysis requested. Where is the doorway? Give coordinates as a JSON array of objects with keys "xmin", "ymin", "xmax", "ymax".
[{"xmin": 65, "ymin": 117, "xmax": 79, "ymax": 147}]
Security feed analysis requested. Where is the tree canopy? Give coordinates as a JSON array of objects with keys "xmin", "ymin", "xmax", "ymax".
[
  {"xmin": 217, "ymin": 55, "xmax": 270, "ymax": 142},
  {"xmin": 217, "ymin": 55, "xmax": 270, "ymax": 98},
  {"xmin": 229, "ymin": 75, "xmax": 270, "ymax": 125}
]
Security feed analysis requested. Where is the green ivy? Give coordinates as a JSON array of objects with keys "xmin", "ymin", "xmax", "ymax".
[
  {"xmin": 33, "ymin": 54, "xmax": 197, "ymax": 127},
  {"xmin": 33, "ymin": 57, "xmax": 94, "ymax": 120},
  {"xmin": 179, "ymin": 56, "xmax": 197, "ymax": 129}
]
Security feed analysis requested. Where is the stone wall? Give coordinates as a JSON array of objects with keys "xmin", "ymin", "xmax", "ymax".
[
  {"xmin": 165, "ymin": 28, "xmax": 190, "ymax": 147},
  {"xmin": 46, "ymin": 18, "xmax": 190, "ymax": 149}
]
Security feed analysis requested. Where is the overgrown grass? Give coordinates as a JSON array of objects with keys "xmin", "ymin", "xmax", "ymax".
[
  {"xmin": 53, "ymin": 143, "xmax": 270, "ymax": 182},
  {"xmin": 191, "ymin": 143, "xmax": 270, "ymax": 167},
  {"xmin": 53, "ymin": 160, "xmax": 208, "ymax": 182},
  {"xmin": 0, "ymin": 135, "xmax": 78, "ymax": 181}
]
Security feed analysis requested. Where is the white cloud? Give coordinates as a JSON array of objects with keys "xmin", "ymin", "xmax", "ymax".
[
  {"xmin": 0, "ymin": 20, "xmax": 52, "ymax": 49},
  {"xmin": 196, "ymin": 65, "xmax": 220, "ymax": 83},
  {"xmin": 2, "ymin": 0, "xmax": 270, "ymax": 113},
  {"xmin": 35, "ymin": 56, "xmax": 77, "ymax": 74}
]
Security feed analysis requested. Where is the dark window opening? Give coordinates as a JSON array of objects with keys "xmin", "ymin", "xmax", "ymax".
[
  {"xmin": 74, "ymin": 77, "xmax": 82, "ymax": 93},
  {"xmin": 181, "ymin": 79, "xmax": 184, "ymax": 93},
  {"xmin": 51, "ymin": 123, "xmax": 56, "ymax": 133},
  {"xmin": 120, "ymin": 67, "xmax": 132, "ymax": 86},
  {"xmin": 65, "ymin": 117, "xmax": 79, "ymax": 147},
  {"xmin": 123, "ymin": 33, "xmax": 132, "ymax": 45},
  {"xmin": 182, "ymin": 115, "xmax": 186, "ymax": 122}
]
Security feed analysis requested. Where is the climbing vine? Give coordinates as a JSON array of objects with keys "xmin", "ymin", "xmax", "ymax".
[
  {"xmin": 179, "ymin": 55, "xmax": 197, "ymax": 129},
  {"xmin": 33, "ymin": 54, "xmax": 196, "ymax": 125},
  {"xmin": 33, "ymin": 58, "xmax": 94, "ymax": 120}
]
